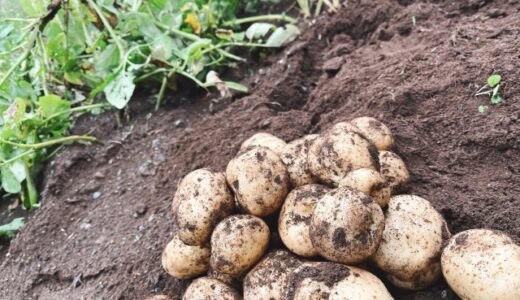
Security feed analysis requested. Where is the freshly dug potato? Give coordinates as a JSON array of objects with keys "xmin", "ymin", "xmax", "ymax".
[
  {"xmin": 328, "ymin": 267, "xmax": 394, "ymax": 300},
  {"xmin": 307, "ymin": 131, "xmax": 378, "ymax": 186},
  {"xmin": 372, "ymin": 195, "xmax": 450, "ymax": 290},
  {"xmin": 441, "ymin": 229, "xmax": 520, "ymax": 300},
  {"xmin": 333, "ymin": 117, "xmax": 394, "ymax": 150},
  {"xmin": 309, "ymin": 187, "xmax": 384, "ymax": 264},
  {"xmin": 226, "ymin": 147, "xmax": 289, "ymax": 217},
  {"xmin": 278, "ymin": 184, "xmax": 330, "ymax": 257},
  {"xmin": 280, "ymin": 135, "xmax": 319, "ymax": 187},
  {"xmin": 174, "ymin": 169, "xmax": 235, "ymax": 245},
  {"xmin": 182, "ymin": 277, "xmax": 241, "ymax": 300},
  {"xmin": 379, "ymin": 151, "xmax": 409, "ymax": 193},
  {"xmin": 284, "ymin": 262, "xmax": 353, "ymax": 299},
  {"xmin": 244, "ymin": 250, "xmax": 302, "ymax": 300},
  {"xmin": 338, "ymin": 168, "xmax": 391, "ymax": 207},
  {"xmin": 240, "ymin": 132, "xmax": 286, "ymax": 155},
  {"xmin": 211, "ymin": 214, "xmax": 270, "ymax": 277},
  {"xmin": 161, "ymin": 233, "xmax": 210, "ymax": 280}
]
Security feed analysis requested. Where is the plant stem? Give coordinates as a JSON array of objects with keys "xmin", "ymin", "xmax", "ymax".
[
  {"xmin": 223, "ymin": 14, "xmax": 297, "ymax": 26},
  {"xmin": 43, "ymin": 103, "xmax": 110, "ymax": 123},
  {"xmin": 0, "ymin": 150, "xmax": 34, "ymax": 167},
  {"xmin": 0, "ymin": 30, "xmax": 38, "ymax": 87},
  {"xmin": 86, "ymin": 0, "xmax": 125, "ymax": 64},
  {"xmin": 0, "ymin": 135, "xmax": 99, "ymax": 149},
  {"xmin": 155, "ymin": 73, "xmax": 168, "ymax": 110}
]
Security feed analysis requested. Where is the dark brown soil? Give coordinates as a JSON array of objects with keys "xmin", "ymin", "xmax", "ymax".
[{"xmin": 1, "ymin": 0, "xmax": 520, "ymax": 299}]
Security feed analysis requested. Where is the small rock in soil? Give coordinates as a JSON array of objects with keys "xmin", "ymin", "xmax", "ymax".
[
  {"xmin": 93, "ymin": 171, "xmax": 105, "ymax": 179},
  {"xmin": 487, "ymin": 9, "xmax": 507, "ymax": 18},
  {"xmin": 92, "ymin": 191, "xmax": 102, "ymax": 200},
  {"xmin": 138, "ymin": 160, "xmax": 156, "ymax": 176}
]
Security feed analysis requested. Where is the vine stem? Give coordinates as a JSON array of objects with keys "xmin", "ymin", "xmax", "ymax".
[
  {"xmin": 0, "ymin": 150, "xmax": 34, "ymax": 167},
  {"xmin": 223, "ymin": 14, "xmax": 297, "ymax": 26},
  {"xmin": 0, "ymin": 30, "xmax": 38, "ymax": 87},
  {"xmin": 0, "ymin": 135, "xmax": 99, "ymax": 149}
]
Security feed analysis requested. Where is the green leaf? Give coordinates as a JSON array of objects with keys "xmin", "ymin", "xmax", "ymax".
[
  {"xmin": 95, "ymin": 44, "xmax": 121, "ymax": 76},
  {"xmin": 38, "ymin": 95, "xmax": 70, "ymax": 119},
  {"xmin": 491, "ymin": 94, "xmax": 502, "ymax": 104},
  {"xmin": 478, "ymin": 105, "xmax": 488, "ymax": 113},
  {"xmin": 9, "ymin": 160, "xmax": 26, "ymax": 183},
  {"xmin": 246, "ymin": 23, "xmax": 274, "ymax": 40},
  {"xmin": 104, "ymin": 71, "xmax": 136, "ymax": 109},
  {"xmin": 487, "ymin": 75, "xmax": 501, "ymax": 88},
  {"xmin": 224, "ymin": 81, "xmax": 249, "ymax": 93},
  {"xmin": 152, "ymin": 34, "xmax": 174, "ymax": 61},
  {"xmin": 19, "ymin": 0, "xmax": 45, "ymax": 17},
  {"xmin": 1, "ymin": 166, "xmax": 21, "ymax": 193},
  {"xmin": 265, "ymin": 24, "xmax": 300, "ymax": 47},
  {"xmin": 0, "ymin": 218, "xmax": 24, "ymax": 238}
]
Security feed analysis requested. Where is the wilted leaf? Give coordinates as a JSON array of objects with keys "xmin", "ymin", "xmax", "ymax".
[
  {"xmin": 104, "ymin": 71, "xmax": 136, "ymax": 109},
  {"xmin": 265, "ymin": 24, "xmax": 300, "ymax": 47},
  {"xmin": 246, "ymin": 23, "xmax": 274, "ymax": 40}
]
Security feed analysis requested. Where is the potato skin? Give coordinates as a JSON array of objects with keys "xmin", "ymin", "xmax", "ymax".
[
  {"xmin": 226, "ymin": 147, "xmax": 289, "ymax": 217},
  {"xmin": 308, "ymin": 131, "xmax": 378, "ymax": 186},
  {"xmin": 240, "ymin": 132, "xmax": 286, "ymax": 155},
  {"xmin": 309, "ymin": 187, "xmax": 384, "ymax": 264},
  {"xmin": 280, "ymin": 135, "xmax": 319, "ymax": 187},
  {"xmin": 372, "ymin": 195, "xmax": 450, "ymax": 290},
  {"xmin": 328, "ymin": 267, "xmax": 394, "ymax": 300},
  {"xmin": 278, "ymin": 184, "xmax": 330, "ymax": 257},
  {"xmin": 174, "ymin": 169, "xmax": 235, "ymax": 245},
  {"xmin": 284, "ymin": 262, "xmax": 354, "ymax": 300},
  {"xmin": 338, "ymin": 168, "xmax": 391, "ymax": 207},
  {"xmin": 182, "ymin": 277, "xmax": 241, "ymax": 300},
  {"xmin": 441, "ymin": 229, "xmax": 520, "ymax": 300},
  {"xmin": 334, "ymin": 117, "xmax": 394, "ymax": 151},
  {"xmin": 379, "ymin": 151, "xmax": 409, "ymax": 193},
  {"xmin": 210, "ymin": 214, "xmax": 270, "ymax": 277},
  {"xmin": 244, "ymin": 250, "xmax": 302, "ymax": 300},
  {"xmin": 161, "ymin": 233, "xmax": 210, "ymax": 280}
]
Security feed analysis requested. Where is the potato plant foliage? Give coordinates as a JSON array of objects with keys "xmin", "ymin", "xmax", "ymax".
[{"xmin": 0, "ymin": 0, "xmax": 298, "ymax": 230}]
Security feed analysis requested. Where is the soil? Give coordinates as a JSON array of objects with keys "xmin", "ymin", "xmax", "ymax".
[{"xmin": 1, "ymin": 0, "xmax": 520, "ymax": 299}]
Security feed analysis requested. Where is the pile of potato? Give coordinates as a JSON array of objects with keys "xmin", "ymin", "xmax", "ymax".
[{"xmin": 155, "ymin": 117, "xmax": 520, "ymax": 300}]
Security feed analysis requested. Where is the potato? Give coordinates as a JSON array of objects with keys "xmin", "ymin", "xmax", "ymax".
[
  {"xmin": 278, "ymin": 184, "xmax": 330, "ymax": 257},
  {"xmin": 333, "ymin": 117, "xmax": 394, "ymax": 150},
  {"xmin": 226, "ymin": 147, "xmax": 289, "ymax": 217},
  {"xmin": 244, "ymin": 250, "xmax": 302, "ymax": 300},
  {"xmin": 309, "ymin": 187, "xmax": 384, "ymax": 264},
  {"xmin": 328, "ymin": 267, "xmax": 394, "ymax": 300},
  {"xmin": 211, "ymin": 214, "xmax": 270, "ymax": 277},
  {"xmin": 161, "ymin": 233, "xmax": 210, "ymax": 280},
  {"xmin": 284, "ymin": 262, "xmax": 353, "ymax": 299},
  {"xmin": 240, "ymin": 132, "xmax": 286, "ymax": 155},
  {"xmin": 372, "ymin": 195, "xmax": 450, "ymax": 290},
  {"xmin": 308, "ymin": 131, "xmax": 378, "ymax": 186},
  {"xmin": 441, "ymin": 229, "xmax": 520, "ymax": 300},
  {"xmin": 379, "ymin": 151, "xmax": 409, "ymax": 193},
  {"xmin": 338, "ymin": 168, "xmax": 391, "ymax": 207},
  {"xmin": 280, "ymin": 135, "xmax": 319, "ymax": 187},
  {"xmin": 174, "ymin": 169, "xmax": 235, "ymax": 245},
  {"xmin": 182, "ymin": 277, "xmax": 241, "ymax": 300}
]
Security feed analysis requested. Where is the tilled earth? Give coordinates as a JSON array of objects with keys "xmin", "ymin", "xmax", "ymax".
[{"xmin": 1, "ymin": 0, "xmax": 519, "ymax": 299}]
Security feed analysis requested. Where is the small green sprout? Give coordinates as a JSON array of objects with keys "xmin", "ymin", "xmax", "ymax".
[{"xmin": 476, "ymin": 74, "xmax": 503, "ymax": 111}]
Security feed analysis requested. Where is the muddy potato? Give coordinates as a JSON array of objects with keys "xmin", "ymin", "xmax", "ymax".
[
  {"xmin": 174, "ymin": 169, "xmax": 235, "ymax": 245},
  {"xmin": 308, "ymin": 131, "xmax": 378, "ymax": 186},
  {"xmin": 240, "ymin": 132, "xmax": 286, "ymax": 155},
  {"xmin": 372, "ymin": 195, "xmax": 450, "ymax": 290},
  {"xmin": 338, "ymin": 168, "xmax": 391, "ymax": 207},
  {"xmin": 244, "ymin": 250, "xmax": 302, "ymax": 300},
  {"xmin": 211, "ymin": 214, "xmax": 270, "ymax": 277},
  {"xmin": 379, "ymin": 151, "xmax": 409, "ymax": 193},
  {"xmin": 161, "ymin": 233, "xmax": 210, "ymax": 280},
  {"xmin": 226, "ymin": 147, "xmax": 289, "ymax": 217},
  {"xmin": 284, "ymin": 262, "xmax": 353, "ymax": 300},
  {"xmin": 334, "ymin": 117, "xmax": 394, "ymax": 151},
  {"xmin": 309, "ymin": 187, "xmax": 384, "ymax": 264},
  {"xmin": 441, "ymin": 229, "xmax": 520, "ymax": 300},
  {"xmin": 182, "ymin": 277, "xmax": 241, "ymax": 300},
  {"xmin": 328, "ymin": 267, "xmax": 394, "ymax": 300},
  {"xmin": 280, "ymin": 134, "xmax": 319, "ymax": 187},
  {"xmin": 278, "ymin": 184, "xmax": 330, "ymax": 257}
]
